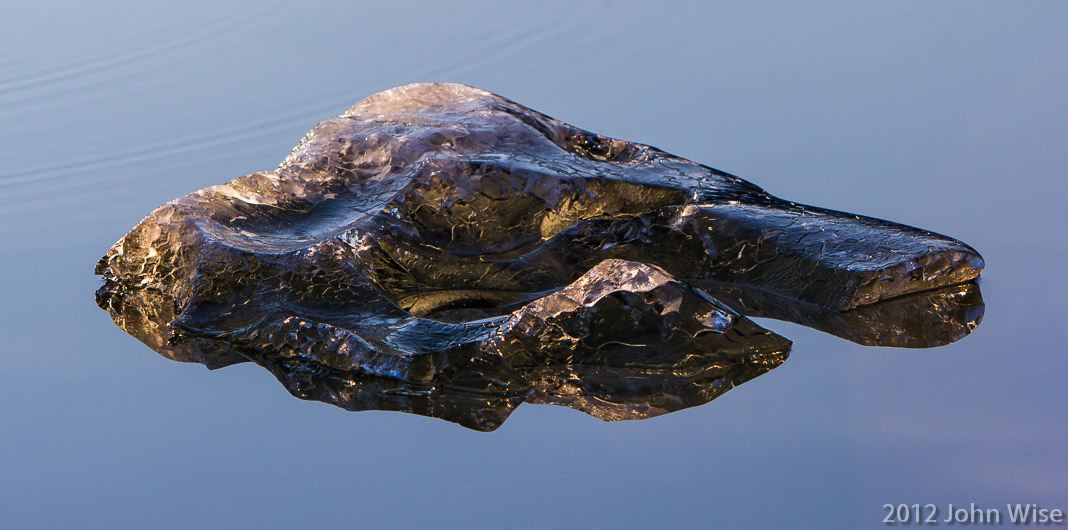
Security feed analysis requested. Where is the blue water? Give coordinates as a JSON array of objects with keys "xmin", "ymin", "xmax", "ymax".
[{"xmin": 2, "ymin": 2, "xmax": 1066, "ymax": 528}]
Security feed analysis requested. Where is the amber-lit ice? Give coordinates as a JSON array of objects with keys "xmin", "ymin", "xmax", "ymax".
[{"xmin": 96, "ymin": 83, "xmax": 983, "ymax": 430}]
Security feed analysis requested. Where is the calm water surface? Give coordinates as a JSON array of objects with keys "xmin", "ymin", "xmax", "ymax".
[{"xmin": 2, "ymin": 2, "xmax": 1066, "ymax": 528}]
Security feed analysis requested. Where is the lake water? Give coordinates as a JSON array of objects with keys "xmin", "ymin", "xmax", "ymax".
[{"xmin": 2, "ymin": 2, "xmax": 1065, "ymax": 528}]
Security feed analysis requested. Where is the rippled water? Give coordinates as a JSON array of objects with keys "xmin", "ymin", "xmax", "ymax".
[{"xmin": 3, "ymin": 2, "xmax": 1066, "ymax": 528}]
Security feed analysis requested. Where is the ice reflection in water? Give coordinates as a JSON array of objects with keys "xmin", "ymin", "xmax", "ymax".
[{"xmin": 95, "ymin": 273, "xmax": 981, "ymax": 431}]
